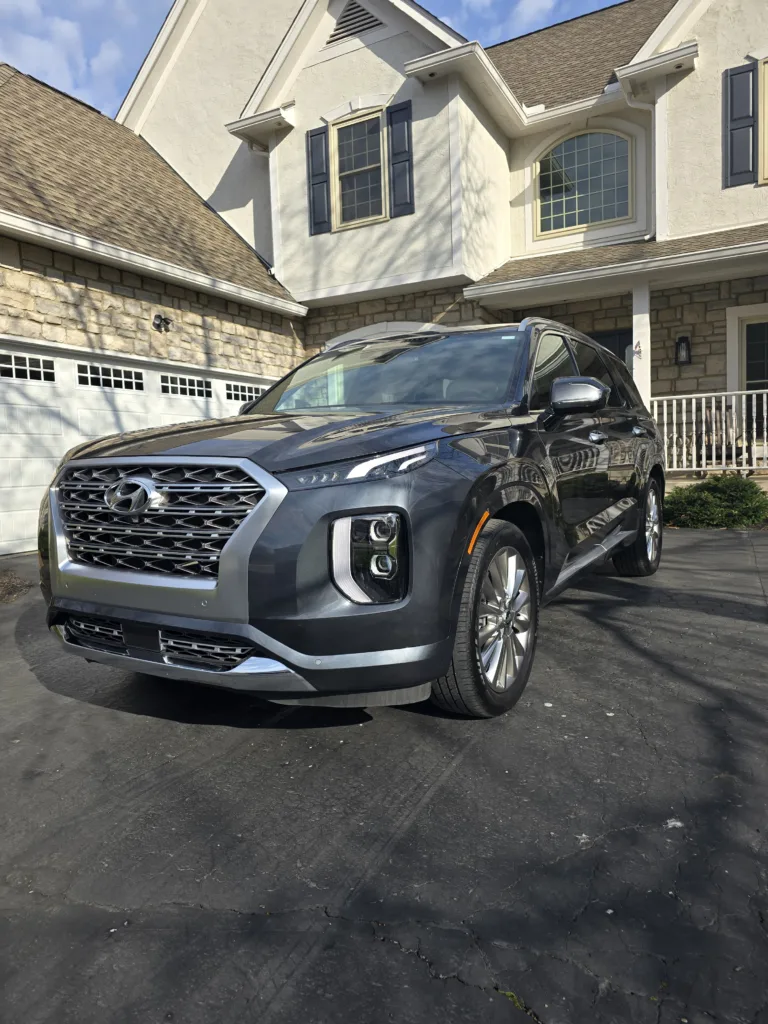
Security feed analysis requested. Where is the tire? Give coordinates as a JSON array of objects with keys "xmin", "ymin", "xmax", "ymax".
[
  {"xmin": 612, "ymin": 475, "xmax": 663, "ymax": 577},
  {"xmin": 431, "ymin": 519, "xmax": 540, "ymax": 719}
]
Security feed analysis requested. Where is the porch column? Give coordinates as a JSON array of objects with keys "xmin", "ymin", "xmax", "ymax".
[{"xmin": 632, "ymin": 281, "xmax": 652, "ymax": 406}]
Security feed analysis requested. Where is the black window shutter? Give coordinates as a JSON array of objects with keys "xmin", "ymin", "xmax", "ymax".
[
  {"xmin": 387, "ymin": 101, "xmax": 415, "ymax": 218},
  {"xmin": 307, "ymin": 127, "xmax": 331, "ymax": 234},
  {"xmin": 725, "ymin": 63, "xmax": 758, "ymax": 187}
]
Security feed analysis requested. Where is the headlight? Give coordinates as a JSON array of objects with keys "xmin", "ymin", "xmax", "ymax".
[
  {"xmin": 280, "ymin": 444, "xmax": 436, "ymax": 490},
  {"xmin": 331, "ymin": 513, "xmax": 407, "ymax": 604}
]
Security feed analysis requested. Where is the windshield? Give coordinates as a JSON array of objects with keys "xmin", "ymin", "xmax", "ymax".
[{"xmin": 250, "ymin": 330, "xmax": 524, "ymax": 413}]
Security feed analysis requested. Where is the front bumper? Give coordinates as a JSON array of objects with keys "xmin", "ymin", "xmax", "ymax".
[{"xmin": 47, "ymin": 600, "xmax": 453, "ymax": 695}]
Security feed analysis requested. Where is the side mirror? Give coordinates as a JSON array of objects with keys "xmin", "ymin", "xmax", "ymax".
[{"xmin": 550, "ymin": 376, "xmax": 610, "ymax": 414}]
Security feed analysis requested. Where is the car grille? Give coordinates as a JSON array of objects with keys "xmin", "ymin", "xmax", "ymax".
[
  {"xmin": 65, "ymin": 614, "xmax": 127, "ymax": 654},
  {"xmin": 159, "ymin": 629, "xmax": 255, "ymax": 671},
  {"xmin": 57, "ymin": 463, "xmax": 265, "ymax": 578}
]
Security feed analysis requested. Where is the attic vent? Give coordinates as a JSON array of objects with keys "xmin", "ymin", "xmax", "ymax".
[{"xmin": 326, "ymin": 1, "xmax": 384, "ymax": 45}]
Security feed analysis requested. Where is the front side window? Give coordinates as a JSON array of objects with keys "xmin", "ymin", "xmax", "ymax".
[
  {"xmin": 570, "ymin": 340, "xmax": 623, "ymax": 407},
  {"xmin": 529, "ymin": 332, "xmax": 575, "ymax": 411},
  {"xmin": 538, "ymin": 131, "xmax": 630, "ymax": 234},
  {"xmin": 335, "ymin": 113, "xmax": 385, "ymax": 226},
  {"xmin": 251, "ymin": 330, "xmax": 526, "ymax": 413}
]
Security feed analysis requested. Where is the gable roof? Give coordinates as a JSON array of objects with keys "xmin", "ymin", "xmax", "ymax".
[
  {"xmin": 486, "ymin": 0, "xmax": 681, "ymax": 109},
  {"xmin": 0, "ymin": 64, "xmax": 296, "ymax": 308}
]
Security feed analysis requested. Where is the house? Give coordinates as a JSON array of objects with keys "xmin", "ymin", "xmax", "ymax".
[
  {"xmin": 118, "ymin": 0, "xmax": 768, "ymax": 472},
  {"xmin": 2, "ymin": 0, "xmax": 768, "ymax": 553},
  {"xmin": 0, "ymin": 64, "xmax": 310, "ymax": 555}
]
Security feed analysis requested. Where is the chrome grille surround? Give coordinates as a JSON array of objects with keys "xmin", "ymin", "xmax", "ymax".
[
  {"xmin": 160, "ymin": 629, "xmax": 256, "ymax": 671},
  {"xmin": 57, "ymin": 463, "xmax": 265, "ymax": 579},
  {"xmin": 65, "ymin": 614, "xmax": 127, "ymax": 654}
]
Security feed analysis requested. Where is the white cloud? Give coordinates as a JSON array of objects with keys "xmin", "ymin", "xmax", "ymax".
[
  {"xmin": 0, "ymin": 0, "xmax": 42, "ymax": 19},
  {"xmin": 504, "ymin": 0, "xmax": 560, "ymax": 34},
  {"xmin": 90, "ymin": 38, "xmax": 121, "ymax": 79}
]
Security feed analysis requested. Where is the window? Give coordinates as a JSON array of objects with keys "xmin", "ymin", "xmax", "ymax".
[
  {"xmin": 538, "ymin": 132, "xmax": 630, "ymax": 234},
  {"xmin": 529, "ymin": 332, "xmax": 576, "ymax": 411},
  {"xmin": 760, "ymin": 59, "xmax": 768, "ymax": 185},
  {"xmin": 160, "ymin": 374, "xmax": 212, "ymax": 398},
  {"xmin": 255, "ymin": 330, "xmax": 525, "ymax": 414},
  {"xmin": 0, "ymin": 353, "xmax": 55, "ymax": 381},
  {"xmin": 307, "ymin": 102, "xmax": 414, "ymax": 234},
  {"xmin": 746, "ymin": 321, "xmax": 768, "ymax": 391},
  {"xmin": 226, "ymin": 382, "xmax": 266, "ymax": 403},
  {"xmin": 610, "ymin": 357, "xmax": 645, "ymax": 410},
  {"xmin": 570, "ymin": 339, "xmax": 623, "ymax": 407},
  {"xmin": 335, "ymin": 113, "xmax": 386, "ymax": 226},
  {"xmin": 77, "ymin": 363, "xmax": 144, "ymax": 390}
]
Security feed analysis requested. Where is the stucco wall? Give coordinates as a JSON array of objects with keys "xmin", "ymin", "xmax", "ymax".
[
  {"xmin": 119, "ymin": 0, "xmax": 304, "ymax": 261},
  {"xmin": 664, "ymin": 0, "xmax": 768, "ymax": 238},
  {"xmin": 276, "ymin": 31, "xmax": 458, "ymax": 303},
  {"xmin": 0, "ymin": 235, "xmax": 306, "ymax": 378},
  {"xmin": 459, "ymin": 83, "xmax": 511, "ymax": 280},
  {"xmin": 304, "ymin": 286, "xmax": 495, "ymax": 348}
]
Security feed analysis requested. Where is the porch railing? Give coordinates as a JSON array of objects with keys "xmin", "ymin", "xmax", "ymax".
[{"xmin": 651, "ymin": 389, "xmax": 768, "ymax": 473}]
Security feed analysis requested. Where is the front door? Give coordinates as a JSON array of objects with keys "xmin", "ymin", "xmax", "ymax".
[
  {"xmin": 530, "ymin": 330, "xmax": 610, "ymax": 546},
  {"xmin": 745, "ymin": 321, "xmax": 768, "ymax": 445}
]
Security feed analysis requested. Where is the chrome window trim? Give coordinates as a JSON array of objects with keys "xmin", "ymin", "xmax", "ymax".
[{"xmin": 49, "ymin": 456, "xmax": 288, "ymax": 624}]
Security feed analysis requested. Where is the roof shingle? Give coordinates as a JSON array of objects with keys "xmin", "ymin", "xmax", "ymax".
[
  {"xmin": 476, "ymin": 224, "xmax": 768, "ymax": 288},
  {"xmin": 0, "ymin": 65, "xmax": 292, "ymax": 302},
  {"xmin": 486, "ymin": 0, "xmax": 680, "ymax": 109}
]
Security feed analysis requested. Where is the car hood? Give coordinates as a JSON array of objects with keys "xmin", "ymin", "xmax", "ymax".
[{"xmin": 65, "ymin": 406, "xmax": 513, "ymax": 474}]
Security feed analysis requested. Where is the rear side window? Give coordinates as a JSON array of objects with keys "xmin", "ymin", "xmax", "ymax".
[
  {"xmin": 610, "ymin": 356, "xmax": 646, "ymax": 410},
  {"xmin": 570, "ymin": 339, "xmax": 623, "ymax": 407},
  {"xmin": 529, "ymin": 332, "xmax": 576, "ymax": 410}
]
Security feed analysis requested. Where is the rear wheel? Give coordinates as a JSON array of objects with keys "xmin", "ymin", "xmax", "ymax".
[
  {"xmin": 431, "ymin": 520, "xmax": 539, "ymax": 718},
  {"xmin": 613, "ymin": 476, "xmax": 663, "ymax": 577}
]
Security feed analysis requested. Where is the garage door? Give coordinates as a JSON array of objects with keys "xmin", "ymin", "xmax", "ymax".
[{"xmin": 0, "ymin": 341, "xmax": 270, "ymax": 555}]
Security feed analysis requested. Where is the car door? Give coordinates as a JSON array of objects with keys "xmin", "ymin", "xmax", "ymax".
[
  {"xmin": 530, "ymin": 330, "xmax": 610, "ymax": 546},
  {"xmin": 568, "ymin": 337, "xmax": 639, "ymax": 512}
]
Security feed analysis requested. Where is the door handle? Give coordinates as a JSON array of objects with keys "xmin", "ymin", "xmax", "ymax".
[
  {"xmin": 589, "ymin": 431, "xmax": 609, "ymax": 444},
  {"xmin": 632, "ymin": 425, "xmax": 648, "ymax": 437}
]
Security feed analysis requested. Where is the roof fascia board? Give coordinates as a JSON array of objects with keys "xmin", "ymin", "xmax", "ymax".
[
  {"xmin": 464, "ymin": 238, "xmax": 768, "ymax": 301},
  {"xmin": 615, "ymin": 41, "xmax": 698, "ymax": 90},
  {"xmin": 387, "ymin": 0, "xmax": 466, "ymax": 47},
  {"xmin": 227, "ymin": 103, "xmax": 297, "ymax": 148},
  {"xmin": 632, "ymin": 0, "xmax": 713, "ymax": 63},
  {"xmin": 404, "ymin": 43, "xmax": 628, "ymax": 136},
  {"xmin": 116, "ymin": 0, "xmax": 192, "ymax": 126},
  {"xmin": 0, "ymin": 209, "xmax": 307, "ymax": 319}
]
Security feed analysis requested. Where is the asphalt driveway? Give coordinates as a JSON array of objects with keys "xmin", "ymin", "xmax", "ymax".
[{"xmin": 1, "ymin": 530, "xmax": 767, "ymax": 1024}]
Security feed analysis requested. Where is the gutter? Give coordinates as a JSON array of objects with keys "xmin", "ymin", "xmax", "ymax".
[
  {"xmin": 0, "ymin": 208, "xmax": 307, "ymax": 319},
  {"xmin": 464, "ymin": 236, "xmax": 768, "ymax": 301}
]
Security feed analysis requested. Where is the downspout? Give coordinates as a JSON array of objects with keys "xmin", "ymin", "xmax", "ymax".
[{"xmin": 619, "ymin": 77, "xmax": 656, "ymax": 242}]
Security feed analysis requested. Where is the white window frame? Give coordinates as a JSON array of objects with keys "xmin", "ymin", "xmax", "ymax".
[
  {"xmin": 76, "ymin": 362, "xmax": 145, "ymax": 392},
  {"xmin": 534, "ymin": 129, "xmax": 634, "ymax": 240},
  {"xmin": 329, "ymin": 108, "xmax": 389, "ymax": 232},
  {"xmin": 726, "ymin": 303, "xmax": 768, "ymax": 390},
  {"xmin": 759, "ymin": 58, "xmax": 768, "ymax": 186}
]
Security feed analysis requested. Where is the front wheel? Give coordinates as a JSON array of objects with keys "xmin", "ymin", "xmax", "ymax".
[
  {"xmin": 431, "ymin": 520, "xmax": 539, "ymax": 718},
  {"xmin": 613, "ymin": 476, "xmax": 663, "ymax": 577}
]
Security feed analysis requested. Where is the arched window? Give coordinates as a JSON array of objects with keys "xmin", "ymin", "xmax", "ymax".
[{"xmin": 538, "ymin": 131, "xmax": 630, "ymax": 234}]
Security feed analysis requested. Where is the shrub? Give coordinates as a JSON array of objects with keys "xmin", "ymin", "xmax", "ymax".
[{"xmin": 664, "ymin": 474, "xmax": 768, "ymax": 529}]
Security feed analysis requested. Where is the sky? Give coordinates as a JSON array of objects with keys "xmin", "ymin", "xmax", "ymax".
[{"xmin": 0, "ymin": 0, "xmax": 622, "ymax": 116}]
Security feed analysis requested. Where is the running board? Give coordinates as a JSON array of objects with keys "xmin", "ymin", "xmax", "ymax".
[{"xmin": 552, "ymin": 526, "xmax": 637, "ymax": 592}]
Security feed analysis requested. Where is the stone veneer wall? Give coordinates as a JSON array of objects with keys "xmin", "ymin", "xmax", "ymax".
[
  {"xmin": 0, "ymin": 235, "xmax": 306, "ymax": 378},
  {"xmin": 304, "ymin": 287, "xmax": 497, "ymax": 347},
  {"xmin": 507, "ymin": 294, "xmax": 633, "ymax": 336},
  {"xmin": 650, "ymin": 275, "xmax": 768, "ymax": 395}
]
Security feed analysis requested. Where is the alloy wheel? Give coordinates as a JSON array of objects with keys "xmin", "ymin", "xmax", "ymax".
[
  {"xmin": 646, "ymin": 486, "xmax": 661, "ymax": 562},
  {"xmin": 476, "ymin": 547, "xmax": 532, "ymax": 691}
]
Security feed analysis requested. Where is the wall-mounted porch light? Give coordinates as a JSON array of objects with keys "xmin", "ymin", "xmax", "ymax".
[{"xmin": 675, "ymin": 334, "xmax": 692, "ymax": 366}]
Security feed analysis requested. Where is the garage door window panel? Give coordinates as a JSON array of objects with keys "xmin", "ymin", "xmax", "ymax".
[
  {"xmin": 1, "ymin": 353, "xmax": 55, "ymax": 382},
  {"xmin": 77, "ymin": 363, "xmax": 144, "ymax": 391},
  {"xmin": 161, "ymin": 374, "xmax": 212, "ymax": 398}
]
